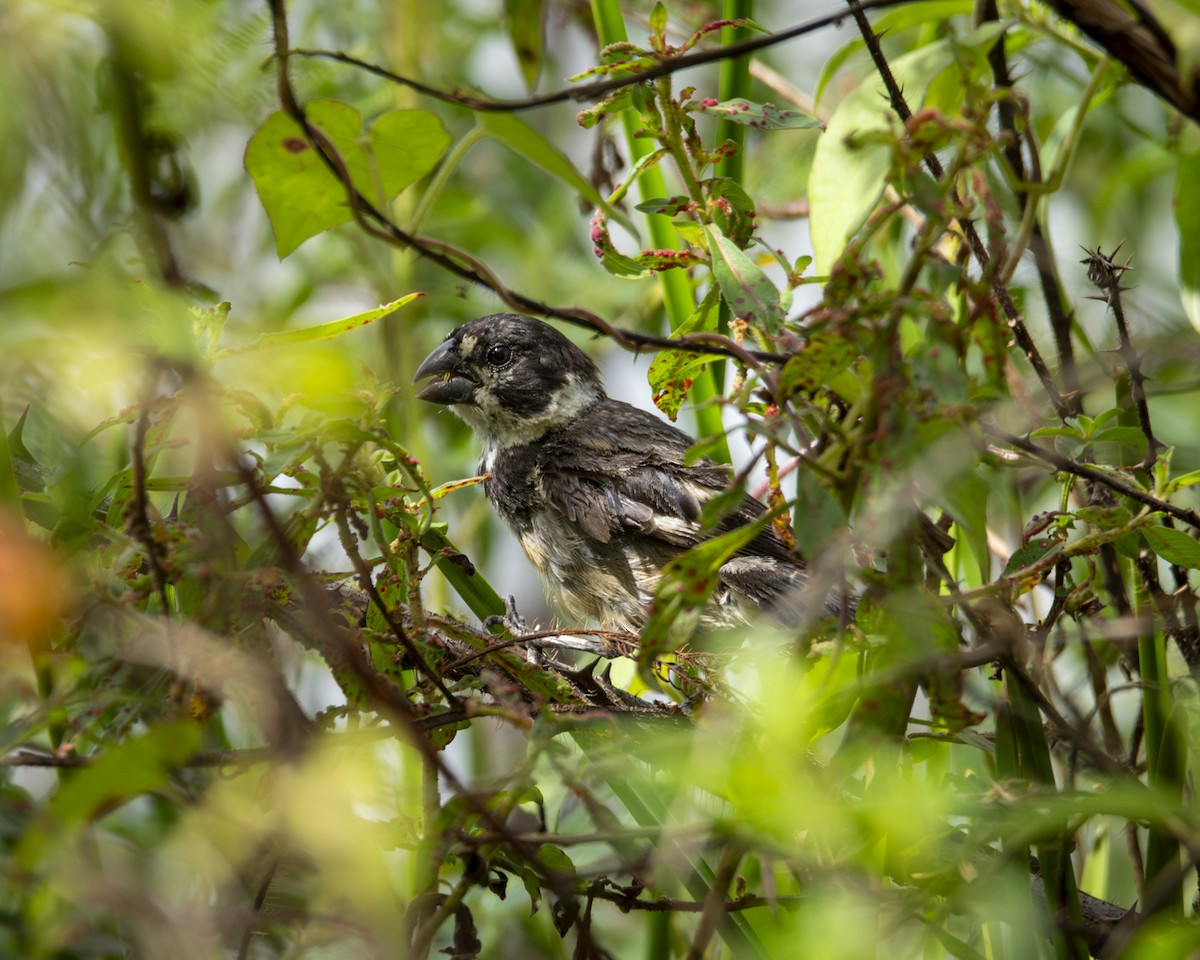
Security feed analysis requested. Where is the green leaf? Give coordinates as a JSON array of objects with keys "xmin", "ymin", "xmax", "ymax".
[
  {"xmin": 639, "ymin": 514, "xmax": 774, "ymax": 677},
  {"xmin": 1030, "ymin": 426, "xmax": 1082, "ymax": 439},
  {"xmin": 943, "ymin": 470, "xmax": 991, "ymax": 585},
  {"xmin": 1165, "ymin": 468, "xmax": 1200, "ymax": 495},
  {"xmin": 0, "ymin": 411, "xmax": 22, "ymax": 504},
  {"xmin": 647, "ymin": 292, "xmax": 722, "ymax": 420},
  {"xmin": 51, "ymin": 720, "xmax": 202, "ymax": 823},
  {"xmin": 635, "ymin": 195, "xmax": 695, "ymax": 215},
  {"xmin": 808, "ymin": 22, "xmax": 1009, "ymax": 272},
  {"xmin": 590, "ymin": 212, "xmax": 653, "ymax": 278},
  {"xmin": 814, "ymin": 0, "xmax": 975, "ymax": 107},
  {"xmin": 778, "ymin": 331, "xmax": 858, "ymax": 398},
  {"xmin": 419, "ymin": 523, "xmax": 506, "ymax": 622},
  {"xmin": 214, "ymin": 293, "xmax": 423, "ymax": 358},
  {"xmin": 245, "ymin": 100, "xmax": 451, "ymax": 257},
  {"xmin": 1002, "ymin": 539, "xmax": 1060, "ymax": 577},
  {"xmin": 576, "ymin": 88, "xmax": 633, "ymax": 128},
  {"xmin": 693, "ymin": 98, "xmax": 822, "ymax": 130},
  {"xmin": 503, "ymin": 0, "xmax": 545, "ymax": 89},
  {"xmin": 1176, "ymin": 150, "xmax": 1200, "ymax": 331},
  {"xmin": 1142, "ymin": 525, "xmax": 1200, "ymax": 568},
  {"xmin": 1092, "ymin": 426, "xmax": 1150, "ymax": 451},
  {"xmin": 702, "ymin": 223, "xmax": 782, "ymax": 334},
  {"xmin": 478, "ymin": 111, "xmax": 634, "ymax": 232}
]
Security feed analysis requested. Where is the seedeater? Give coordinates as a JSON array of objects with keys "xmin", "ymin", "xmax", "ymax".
[{"xmin": 414, "ymin": 313, "xmax": 826, "ymax": 632}]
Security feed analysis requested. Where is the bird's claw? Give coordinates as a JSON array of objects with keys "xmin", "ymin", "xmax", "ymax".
[{"xmin": 483, "ymin": 595, "xmax": 529, "ymax": 636}]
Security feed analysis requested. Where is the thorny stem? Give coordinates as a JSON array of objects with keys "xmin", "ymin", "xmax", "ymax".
[{"xmin": 1080, "ymin": 244, "xmax": 1160, "ymax": 472}]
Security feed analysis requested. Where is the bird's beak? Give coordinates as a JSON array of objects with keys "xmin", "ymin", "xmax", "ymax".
[{"xmin": 413, "ymin": 339, "xmax": 478, "ymax": 405}]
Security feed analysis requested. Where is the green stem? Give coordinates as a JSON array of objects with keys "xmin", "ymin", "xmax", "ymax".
[
  {"xmin": 1005, "ymin": 672, "xmax": 1088, "ymax": 960},
  {"xmin": 1138, "ymin": 624, "xmax": 1184, "ymax": 916},
  {"xmin": 407, "ymin": 125, "xmax": 487, "ymax": 236},
  {"xmin": 713, "ymin": 0, "xmax": 754, "ymax": 186},
  {"xmin": 590, "ymin": 0, "xmax": 729, "ymax": 461}
]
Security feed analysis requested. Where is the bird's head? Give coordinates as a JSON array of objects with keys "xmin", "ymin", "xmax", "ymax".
[{"xmin": 413, "ymin": 314, "xmax": 604, "ymax": 450}]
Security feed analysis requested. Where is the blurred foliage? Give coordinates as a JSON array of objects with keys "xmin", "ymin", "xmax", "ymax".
[{"xmin": 3, "ymin": 0, "xmax": 1200, "ymax": 958}]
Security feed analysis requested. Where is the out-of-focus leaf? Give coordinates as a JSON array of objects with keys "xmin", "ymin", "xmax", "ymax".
[
  {"xmin": 1143, "ymin": 525, "xmax": 1200, "ymax": 568},
  {"xmin": 778, "ymin": 331, "xmax": 858, "ymax": 399},
  {"xmin": 0, "ymin": 414, "xmax": 21, "ymax": 504},
  {"xmin": 245, "ymin": 100, "xmax": 451, "ymax": 257},
  {"xmin": 1176, "ymin": 150, "xmax": 1200, "ymax": 331},
  {"xmin": 50, "ymin": 720, "xmax": 201, "ymax": 825},
  {"xmin": 814, "ymin": 0, "xmax": 975, "ymax": 107},
  {"xmin": 639, "ymin": 514, "xmax": 773, "ymax": 677},
  {"xmin": 478, "ymin": 112, "xmax": 634, "ymax": 232},
  {"xmin": 504, "ymin": 0, "xmax": 545, "ymax": 90},
  {"xmin": 214, "ymin": 293, "xmax": 422, "ymax": 359},
  {"xmin": 693, "ymin": 98, "xmax": 822, "ymax": 130},
  {"xmin": 943, "ymin": 470, "xmax": 990, "ymax": 584},
  {"xmin": 702, "ymin": 223, "xmax": 782, "ymax": 334}
]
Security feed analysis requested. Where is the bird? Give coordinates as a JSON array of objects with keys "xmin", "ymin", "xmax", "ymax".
[{"xmin": 413, "ymin": 313, "xmax": 830, "ymax": 633}]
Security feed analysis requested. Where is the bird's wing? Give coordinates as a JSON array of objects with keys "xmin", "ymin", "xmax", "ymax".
[{"xmin": 539, "ymin": 400, "xmax": 794, "ymax": 562}]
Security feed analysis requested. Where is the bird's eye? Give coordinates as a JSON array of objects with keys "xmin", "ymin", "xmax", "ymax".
[{"xmin": 486, "ymin": 343, "xmax": 512, "ymax": 367}]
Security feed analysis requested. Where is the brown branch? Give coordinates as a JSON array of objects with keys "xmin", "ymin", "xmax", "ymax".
[
  {"xmin": 586, "ymin": 880, "xmax": 801, "ymax": 914},
  {"xmin": 985, "ymin": 425, "xmax": 1200, "ymax": 530},
  {"xmin": 1043, "ymin": 0, "xmax": 1199, "ymax": 121},
  {"xmin": 330, "ymin": 503, "xmax": 460, "ymax": 706},
  {"xmin": 237, "ymin": 853, "xmax": 279, "ymax": 960},
  {"xmin": 979, "ymin": 0, "xmax": 1083, "ymax": 414}
]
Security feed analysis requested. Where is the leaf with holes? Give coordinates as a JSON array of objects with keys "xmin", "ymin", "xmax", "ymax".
[
  {"xmin": 693, "ymin": 98, "xmax": 822, "ymax": 130},
  {"xmin": 648, "ymin": 292, "xmax": 721, "ymax": 420}
]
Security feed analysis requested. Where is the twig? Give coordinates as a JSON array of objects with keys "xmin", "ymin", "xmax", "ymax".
[
  {"xmin": 984, "ymin": 425, "xmax": 1200, "ymax": 530},
  {"xmin": 237, "ymin": 853, "xmax": 279, "ymax": 960},
  {"xmin": 587, "ymin": 880, "xmax": 801, "ymax": 914},
  {"xmin": 289, "ymin": 0, "xmax": 915, "ymax": 114},
  {"xmin": 979, "ymin": 0, "xmax": 1083, "ymax": 414}
]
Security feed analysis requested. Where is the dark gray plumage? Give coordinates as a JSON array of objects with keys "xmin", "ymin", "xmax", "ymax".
[{"xmin": 414, "ymin": 313, "xmax": 823, "ymax": 632}]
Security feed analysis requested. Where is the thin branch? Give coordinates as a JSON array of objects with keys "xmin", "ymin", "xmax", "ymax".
[
  {"xmin": 237, "ymin": 853, "xmax": 279, "ymax": 960},
  {"xmin": 979, "ymin": 0, "xmax": 1083, "ymax": 413},
  {"xmin": 587, "ymin": 880, "xmax": 802, "ymax": 915},
  {"xmin": 289, "ymin": 0, "xmax": 914, "ymax": 114},
  {"xmin": 985, "ymin": 425, "xmax": 1200, "ymax": 530},
  {"xmin": 1043, "ymin": 0, "xmax": 1199, "ymax": 121}
]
